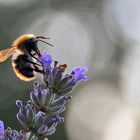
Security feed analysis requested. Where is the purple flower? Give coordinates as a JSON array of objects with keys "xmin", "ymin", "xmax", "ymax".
[
  {"xmin": 16, "ymin": 100, "xmax": 36, "ymax": 131},
  {"xmin": 4, "ymin": 128, "xmax": 26, "ymax": 140},
  {"xmin": 0, "ymin": 121, "xmax": 26, "ymax": 140},
  {"xmin": 39, "ymin": 51, "xmax": 52, "ymax": 68},
  {"xmin": 0, "ymin": 120, "xmax": 4, "ymax": 135},
  {"xmin": 72, "ymin": 67, "xmax": 88, "ymax": 82}
]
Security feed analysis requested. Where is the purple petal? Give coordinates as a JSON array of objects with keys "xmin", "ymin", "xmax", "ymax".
[
  {"xmin": 16, "ymin": 100, "xmax": 23, "ymax": 108},
  {"xmin": 72, "ymin": 67, "xmax": 88, "ymax": 82},
  {"xmin": 39, "ymin": 51, "xmax": 52, "ymax": 68},
  {"xmin": 83, "ymin": 75, "xmax": 88, "ymax": 81},
  {"xmin": 0, "ymin": 120, "xmax": 4, "ymax": 135},
  {"xmin": 81, "ymin": 67, "xmax": 88, "ymax": 73}
]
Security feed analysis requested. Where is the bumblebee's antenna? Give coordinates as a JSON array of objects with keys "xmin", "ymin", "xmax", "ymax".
[
  {"xmin": 37, "ymin": 39, "xmax": 53, "ymax": 47},
  {"xmin": 36, "ymin": 36, "xmax": 50, "ymax": 39},
  {"xmin": 36, "ymin": 36, "xmax": 53, "ymax": 47}
]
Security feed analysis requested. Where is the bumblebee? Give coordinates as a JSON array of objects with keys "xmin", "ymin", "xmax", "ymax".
[{"xmin": 0, "ymin": 34, "xmax": 53, "ymax": 81}]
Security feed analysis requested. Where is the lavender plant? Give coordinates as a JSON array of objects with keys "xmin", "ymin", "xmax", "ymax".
[{"xmin": 0, "ymin": 51, "xmax": 88, "ymax": 140}]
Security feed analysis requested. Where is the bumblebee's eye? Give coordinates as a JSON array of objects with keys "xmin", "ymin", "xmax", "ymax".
[{"xmin": 24, "ymin": 38, "xmax": 37, "ymax": 51}]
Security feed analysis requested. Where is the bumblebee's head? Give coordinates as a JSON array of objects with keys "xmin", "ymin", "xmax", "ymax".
[{"xmin": 13, "ymin": 34, "xmax": 53, "ymax": 49}]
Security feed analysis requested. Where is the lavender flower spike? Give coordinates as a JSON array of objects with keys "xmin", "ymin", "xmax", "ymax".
[
  {"xmin": 0, "ymin": 120, "xmax": 4, "ymax": 136},
  {"xmin": 72, "ymin": 67, "xmax": 88, "ymax": 82},
  {"xmin": 0, "ymin": 121, "xmax": 26, "ymax": 140}
]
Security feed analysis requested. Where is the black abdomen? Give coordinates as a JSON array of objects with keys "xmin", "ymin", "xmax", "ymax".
[{"xmin": 12, "ymin": 54, "xmax": 35, "ymax": 81}]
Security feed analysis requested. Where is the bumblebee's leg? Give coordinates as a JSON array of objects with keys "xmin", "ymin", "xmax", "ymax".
[
  {"xmin": 32, "ymin": 65, "xmax": 43, "ymax": 74},
  {"xmin": 29, "ymin": 51, "xmax": 39, "ymax": 61},
  {"xmin": 21, "ymin": 54, "xmax": 41, "ymax": 66},
  {"xmin": 23, "ymin": 59, "xmax": 43, "ymax": 73},
  {"xmin": 20, "ymin": 54, "xmax": 43, "ymax": 74},
  {"xmin": 27, "ymin": 47, "xmax": 41, "ymax": 61},
  {"xmin": 26, "ymin": 59, "xmax": 41, "ymax": 66},
  {"xmin": 20, "ymin": 63, "xmax": 43, "ymax": 75},
  {"xmin": 35, "ymin": 47, "xmax": 41, "ymax": 57}
]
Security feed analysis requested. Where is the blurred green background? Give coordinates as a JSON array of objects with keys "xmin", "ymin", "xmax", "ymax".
[{"xmin": 1, "ymin": 0, "xmax": 140, "ymax": 140}]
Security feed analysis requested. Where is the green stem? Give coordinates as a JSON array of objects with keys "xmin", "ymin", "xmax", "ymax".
[{"xmin": 28, "ymin": 132, "xmax": 34, "ymax": 140}]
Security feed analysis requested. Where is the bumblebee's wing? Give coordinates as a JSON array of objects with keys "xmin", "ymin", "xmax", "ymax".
[{"xmin": 0, "ymin": 46, "xmax": 17, "ymax": 62}]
